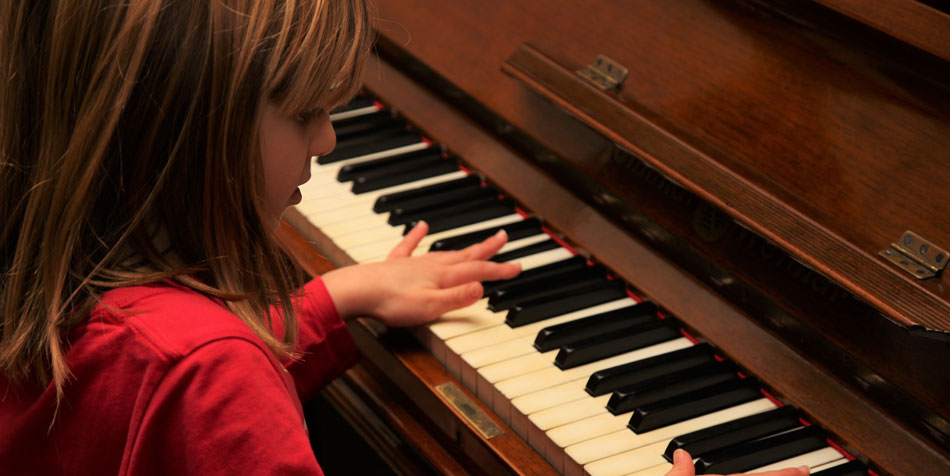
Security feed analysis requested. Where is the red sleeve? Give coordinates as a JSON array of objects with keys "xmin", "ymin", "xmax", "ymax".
[
  {"xmin": 285, "ymin": 278, "xmax": 361, "ymax": 402},
  {"xmin": 126, "ymin": 339, "xmax": 324, "ymax": 476}
]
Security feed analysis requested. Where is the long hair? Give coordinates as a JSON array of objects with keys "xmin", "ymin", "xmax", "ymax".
[{"xmin": 0, "ymin": 0, "xmax": 374, "ymax": 398}]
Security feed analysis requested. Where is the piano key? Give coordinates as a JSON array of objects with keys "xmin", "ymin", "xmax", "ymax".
[
  {"xmin": 607, "ymin": 361, "xmax": 740, "ymax": 415},
  {"xmin": 331, "ymin": 110, "xmax": 394, "ymax": 139},
  {"xmin": 506, "ymin": 281, "xmax": 628, "ymax": 327},
  {"xmin": 318, "ymin": 131, "xmax": 423, "ymax": 164},
  {"xmin": 489, "ymin": 264, "xmax": 610, "ymax": 311},
  {"xmin": 663, "ymin": 405, "xmax": 801, "ymax": 461},
  {"xmin": 448, "ymin": 299, "xmax": 636, "ymax": 385},
  {"xmin": 374, "ymin": 175, "xmax": 482, "ymax": 213},
  {"xmin": 328, "ymin": 102, "xmax": 379, "ymax": 121},
  {"xmin": 409, "ymin": 198, "xmax": 515, "ymax": 235},
  {"xmin": 329, "ymin": 94, "xmax": 377, "ymax": 121},
  {"xmin": 396, "ymin": 195, "xmax": 508, "ymax": 230},
  {"xmin": 558, "ymin": 399, "xmax": 778, "ymax": 476},
  {"xmin": 586, "ymin": 343, "xmax": 718, "ymax": 396},
  {"xmin": 491, "ymin": 338, "xmax": 694, "ymax": 420},
  {"xmin": 336, "ymin": 147, "xmax": 444, "ymax": 182},
  {"xmin": 484, "ymin": 254, "xmax": 589, "ymax": 298},
  {"xmin": 748, "ymin": 447, "xmax": 844, "ymax": 473},
  {"xmin": 301, "ymin": 170, "xmax": 468, "ymax": 232},
  {"xmin": 489, "ymin": 239, "xmax": 561, "ymax": 263},
  {"xmin": 584, "ymin": 440, "xmax": 672, "ymax": 476},
  {"xmin": 333, "ymin": 119, "xmax": 408, "ymax": 150},
  {"xmin": 462, "ymin": 304, "xmax": 656, "ymax": 387},
  {"xmin": 629, "ymin": 378, "xmax": 763, "ymax": 433},
  {"xmin": 417, "ymin": 246, "xmax": 580, "ymax": 362},
  {"xmin": 812, "ymin": 459, "xmax": 869, "ymax": 476},
  {"xmin": 352, "ymin": 158, "xmax": 461, "ymax": 194},
  {"xmin": 431, "ymin": 217, "xmax": 544, "ymax": 252},
  {"xmin": 694, "ymin": 425, "xmax": 827, "ymax": 474},
  {"xmin": 304, "ymin": 143, "xmax": 434, "ymax": 198},
  {"xmin": 385, "ymin": 185, "xmax": 494, "ymax": 225},
  {"xmin": 556, "ymin": 321, "xmax": 682, "ymax": 369},
  {"xmin": 535, "ymin": 302, "xmax": 658, "ymax": 352}
]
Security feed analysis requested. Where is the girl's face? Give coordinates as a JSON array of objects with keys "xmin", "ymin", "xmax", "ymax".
[{"xmin": 258, "ymin": 100, "xmax": 336, "ymax": 228}]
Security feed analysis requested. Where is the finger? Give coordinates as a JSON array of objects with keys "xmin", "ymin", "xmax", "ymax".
[
  {"xmin": 451, "ymin": 229, "xmax": 509, "ymax": 262},
  {"xmin": 438, "ymin": 261, "xmax": 522, "ymax": 288},
  {"xmin": 421, "ymin": 282, "xmax": 484, "ymax": 316},
  {"xmin": 744, "ymin": 466, "xmax": 810, "ymax": 476},
  {"xmin": 388, "ymin": 221, "xmax": 428, "ymax": 259},
  {"xmin": 664, "ymin": 449, "xmax": 695, "ymax": 476}
]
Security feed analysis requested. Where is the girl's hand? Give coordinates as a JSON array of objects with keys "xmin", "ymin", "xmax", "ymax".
[
  {"xmin": 665, "ymin": 449, "xmax": 810, "ymax": 476},
  {"xmin": 322, "ymin": 222, "xmax": 522, "ymax": 326}
]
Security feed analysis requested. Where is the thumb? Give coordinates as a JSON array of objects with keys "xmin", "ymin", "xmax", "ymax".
[{"xmin": 665, "ymin": 449, "xmax": 696, "ymax": 476}]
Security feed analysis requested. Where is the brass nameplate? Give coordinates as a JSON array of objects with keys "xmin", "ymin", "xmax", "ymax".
[
  {"xmin": 435, "ymin": 382, "xmax": 503, "ymax": 440},
  {"xmin": 880, "ymin": 230, "xmax": 948, "ymax": 280}
]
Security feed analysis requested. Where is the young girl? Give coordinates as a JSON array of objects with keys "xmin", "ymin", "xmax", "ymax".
[{"xmin": 0, "ymin": 1, "xmax": 807, "ymax": 475}]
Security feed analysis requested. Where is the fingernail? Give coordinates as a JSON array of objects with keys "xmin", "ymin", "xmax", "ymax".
[
  {"xmin": 416, "ymin": 220, "xmax": 427, "ymax": 228},
  {"xmin": 469, "ymin": 283, "xmax": 482, "ymax": 299},
  {"xmin": 797, "ymin": 465, "xmax": 810, "ymax": 475},
  {"xmin": 494, "ymin": 229, "xmax": 507, "ymax": 239},
  {"xmin": 672, "ymin": 449, "xmax": 689, "ymax": 464}
]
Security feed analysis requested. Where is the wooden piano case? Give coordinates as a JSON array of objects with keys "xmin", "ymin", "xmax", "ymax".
[{"xmin": 279, "ymin": 1, "xmax": 950, "ymax": 475}]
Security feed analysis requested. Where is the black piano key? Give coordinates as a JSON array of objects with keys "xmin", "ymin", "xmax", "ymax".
[
  {"xmin": 388, "ymin": 186, "xmax": 495, "ymax": 226},
  {"xmin": 374, "ymin": 175, "xmax": 481, "ymax": 213},
  {"xmin": 333, "ymin": 114, "xmax": 404, "ymax": 142},
  {"xmin": 430, "ymin": 217, "xmax": 544, "ymax": 252},
  {"xmin": 337, "ymin": 147, "xmax": 441, "ymax": 182},
  {"xmin": 491, "ymin": 239, "xmax": 561, "ymax": 263},
  {"xmin": 534, "ymin": 302, "xmax": 658, "ymax": 352},
  {"xmin": 607, "ymin": 361, "xmax": 739, "ymax": 414},
  {"xmin": 629, "ymin": 378, "xmax": 762, "ymax": 433},
  {"xmin": 349, "ymin": 154, "xmax": 455, "ymax": 185},
  {"xmin": 391, "ymin": 194, "xmax": 501, "ymax": 226},
  {"xmin": 318, "ymin": 132, "xmax": 422, "ymax": 164},
  {"xmin": 352, "ymin": 159, "xmax": 460, "ymax": 194},
  {"xmin": 489, "ymin": 267, "xmax": 609, "ymax": 312},
  {"xmin": 664, "ymin": 406, "xmax": 801, "ymax": 462},
  {"xmin": 481, "ymin": 254, "xmax": 586, "ymax": 295},
  {"xmin": 333, "ymin": 125, "xmax": 408, "ymax": 152},
  {"xmin": 506, "ymin": 281, "xmax": 628, "ymax": 328},
  {"xmin": 586, "ymin": 343, "xmax": 717, "ymax": 396},
  {"xmin": 813, "ymin": 460, "xmax": 868, "ymax": 476},
  {"xmin": 555, "ymin": 321, "xmax": 681, "ymax": 369},
  {"xmin": 330, "ymin": 94, "xmax": 376, "ymax": 115},
  {"xmin": 695, "ymin": 425, "xmax": 827, "ymax": 475},
  {"xmin": 407, "ymin": 198, "xmax": 514, "ymax": 235}
]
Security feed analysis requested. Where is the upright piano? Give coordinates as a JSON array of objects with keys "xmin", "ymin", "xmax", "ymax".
[{"xmin": 277, "ymin": 1, "xmax": 950, "ymax": 475}]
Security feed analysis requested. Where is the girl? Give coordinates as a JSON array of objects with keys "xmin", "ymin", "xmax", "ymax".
[{"xmin": 0, "ymin": 1, "xmax": 808, "ymax": 475}]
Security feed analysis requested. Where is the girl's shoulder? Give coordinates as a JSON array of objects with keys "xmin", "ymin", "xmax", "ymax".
[{"xmin": 83, "ymin": 282, "xmax": 268, "ymax": 362}]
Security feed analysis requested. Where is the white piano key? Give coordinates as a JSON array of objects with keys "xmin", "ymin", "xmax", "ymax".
[
  {"xmin": 329, "ymin": 105, "xmax": 379, "ymax": 121},
  {"xmin": 449, "ymin": 299, "xmax": 635, "ymax": 387},
  {"xmin": 623, "ymin": 463, "xmax": 673, "ymax": 476},
  {"xmin": 560, "ymin": 399, "xmax": 778, "ymax": 474},
  {"xmin": 494, "ymin": 338, "xmax": 693, "ymax": 402},
  {"xmin": 809, "ymin": 458, "xmax": 850, "ymax": 473},
  {"xmin": 529, "ymin": 394, "xmax": 612, "ymax": 433},
  {"xmin": 748, "ymin": 447, "xmax": 843, "ymax": 473},
  {"xmin": 584, "ymin": 440, "xmax": 670, "ymax": 476}
]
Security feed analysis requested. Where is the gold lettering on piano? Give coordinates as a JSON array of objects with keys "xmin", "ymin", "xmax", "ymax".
[{"xmin": 435, "ymin": 382, "xmax": 504, "ymax": 440}]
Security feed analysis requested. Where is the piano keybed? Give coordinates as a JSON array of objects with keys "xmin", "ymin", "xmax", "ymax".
[{"xmin": 293, "ymin": 95, "xmax": 872, "ymax": 476}]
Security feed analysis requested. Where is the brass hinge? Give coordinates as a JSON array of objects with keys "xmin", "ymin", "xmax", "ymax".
[
  {"xmin": 576, "ymin": 55, "xmax": 628, "ymax": 91},
  {"xmin": 879, "ymin": 230, "xmax": 948, "ymax": 279}
]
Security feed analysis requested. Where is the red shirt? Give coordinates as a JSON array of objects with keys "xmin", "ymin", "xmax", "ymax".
[{"xmin": 0, "ymin": 279, "xmax": 360, "ymax": 475}]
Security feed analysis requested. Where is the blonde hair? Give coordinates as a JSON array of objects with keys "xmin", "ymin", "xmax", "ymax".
[{"xmin": 0, "ymin": 0, "xmax": 374, "ymax": 397}]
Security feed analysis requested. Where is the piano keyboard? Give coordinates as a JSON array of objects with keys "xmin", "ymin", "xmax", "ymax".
[{"xmin": 295, "ymin": 95, "xmax": 872, "ymax": 476}]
